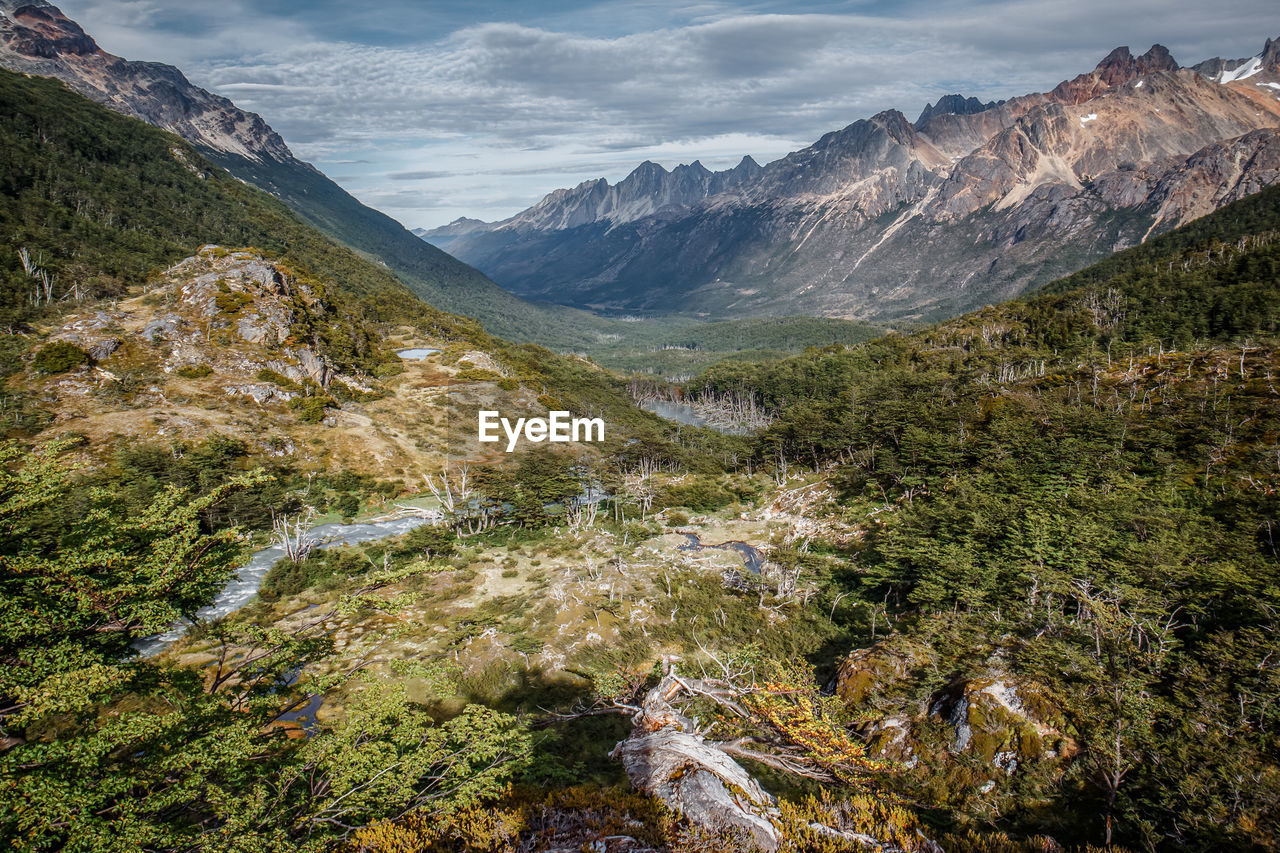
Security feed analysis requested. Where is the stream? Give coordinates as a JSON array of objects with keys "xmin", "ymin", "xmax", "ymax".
[
  {"xmin": 679, "ymin": 532, "xmax": 766, "ymax": 575},
  {"xmin": 133, "ymin": 516, "xmax": 435, "ymax": 657}
]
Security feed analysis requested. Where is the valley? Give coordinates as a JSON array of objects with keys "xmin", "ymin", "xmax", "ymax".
[{"xmin": 1, "ymin": 3, "xmax": 1279, "ymax": 852}]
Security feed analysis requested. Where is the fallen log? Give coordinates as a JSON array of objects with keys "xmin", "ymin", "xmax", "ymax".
[{"xmin": 610, "ymin": 668, "xmax": 782, "ymax": 851}]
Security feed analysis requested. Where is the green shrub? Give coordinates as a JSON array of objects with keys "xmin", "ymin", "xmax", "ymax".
[
  {"xmin": 290, "ymin": 396, "xmax": 332, "ymax": 424},
  {"xmin": 329, "ymin": 379, "xmax": 384, "ymax": 403},
  {"xmin": 656, "ymin": 477, "xmax": 736, "ymax": 512},
  {"xmin": 32, "ymin": 341, "xmax": 91, "ymax": 374},
  {"xmin": 333, "ymin": 493, "xmax": 359, "ymax": 518},
  {"xmin": 257, "ymin": 368, "xmax": 304, "ymax": 392},
  {"xmin": 214, "ymin": 281, "xmax": 253, "ymax": 315},
  {"xmin": 394, "ymin": 524, "xmax": 456, "ymax": 559},
  {"xmin": 174, "ymin": 363, "xmax": 213, "ymax": 379}
]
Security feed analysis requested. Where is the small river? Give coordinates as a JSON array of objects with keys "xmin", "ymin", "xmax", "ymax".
[
  {"xmin": 133, "ymin": 516, "xmax": 434, "ymax": 657},
  {"xmin": 679, "ymin": 532, "xmax": 766, "ymax": 575}
]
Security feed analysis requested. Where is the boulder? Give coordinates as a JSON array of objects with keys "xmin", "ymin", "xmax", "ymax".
[
  {"xmin": 928, "ymin": 676, "xmax": 1076, "ymax": 764},
  {"xmin": 225, "ymin": 383, "xmax": 293, "ymax": 405},
  {"xmin": 832, "ymin": 637, "xmax": 934, "ymax": 705},
  {"xmin": 87, "ymin": 337, "xmax": 121, "ymax": 360},
  {"xmin": 142, "ymin": 314, "xmax": 181, "ymax": 343}
]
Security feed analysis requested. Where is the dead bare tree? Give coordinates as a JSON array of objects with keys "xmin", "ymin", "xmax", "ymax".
[
  {"xmin": 18, "ymin": 247, "xmax": 55, "ymax": 308},
  {"xmin": 599, "ymin": 655, "xmax": 891, "ymax": 851},
  {"xmin": 565, "ymin": 497, "xmax": 599, "ymax": 531},
  {"xmin": 423, "ymin": 465, "xmax": 469, "ymax": 514},
  {"xmin": 272, "ymin": 509, "xmax": 318, "ymax": 563},
  {"xmin": 625, "ymin": 457, "xmax": 658, "ymax": 520},
  {"xmin": 424, "ymin": 464, "xmax": 493, "ymax": 535}
]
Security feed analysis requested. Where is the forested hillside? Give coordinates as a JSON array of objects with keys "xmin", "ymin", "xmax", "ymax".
[
  {"xmin": 685, "ymin": 183, "xmax": 1280, "ymax": 848},
  {"xmin": 0, "ymin": 69, "xmax": 455, "ymax": 332}
]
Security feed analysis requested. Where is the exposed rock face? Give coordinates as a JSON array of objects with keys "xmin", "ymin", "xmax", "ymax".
[
  {"xmin": 927, "ymin": 677, "xmax": 1075, "ymax": 765},
  {"xmin": 53, "ymin": 247, "xmax": 347, "ymax": 398},
  {"xmin": 86, "ymin": 337, "xmax": 121, "ymax": 361},
  {"xmin": 426, "ymin": 39, "xmax": 1280, "ymax": 323},
  {"xmin": 835, "ymin": 642, "xmax": 1077, "ymax": 794},
  {"xmin": 0, "ymin": 1, "xmax": 292, "ymax": 162},
  {"xmin": 832, "ymin": 638, "xmax": 934, "ymax": 707},
  {"xmin": 225, "ymin": 383, "xmax": 295, "ymax": 406},
  {"xmin": 142, "ymin": 315, "xmax": 182, "ymax": 343},
  {"xmin": 1049, "ymin": 44, "xmax": 1179, "ymax": 104}
]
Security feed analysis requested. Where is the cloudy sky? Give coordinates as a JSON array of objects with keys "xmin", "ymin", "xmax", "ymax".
[{"xmin": 55, "ymin": 0, "xmax": 1278, "ymax": 229}]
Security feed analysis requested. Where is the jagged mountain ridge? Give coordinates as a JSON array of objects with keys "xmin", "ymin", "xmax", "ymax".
[
  {"xmin": 0, "ymin": 0, "xmax": 592, "ymax": 345},
  {"xmin": 914, "ymin": 94, "xmax": 1003, "ymax": 127},
  {"xmin": 426, "ymin": 41, "xmax": 1280, "ymax": 322}
]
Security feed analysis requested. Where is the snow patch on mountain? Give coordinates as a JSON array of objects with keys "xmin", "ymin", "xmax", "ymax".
[{"xmin": 1220, "ymin": 56, "xmax": 1263, "ymax": 83}]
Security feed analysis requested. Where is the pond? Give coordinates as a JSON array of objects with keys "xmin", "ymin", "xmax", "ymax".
[
  {"xmin": 640, "ymin": 400, "xmax": 752, "ymax": 435},
  {"xmin": 133, "ymin": 516, "xmax": 435, "ymax": 657},
  {"xmin": 397, "ymin": 348, "xmax": 441, "ymax": 360}
]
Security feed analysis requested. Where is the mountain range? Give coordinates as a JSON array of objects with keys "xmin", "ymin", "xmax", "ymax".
[
  {"xmin": 5, "ymin": 0, "xmax": 1279, "ymax": 333},
  {"xmin": 423, "ymin": 40, "xmax": 1280, "ymax": 322}
]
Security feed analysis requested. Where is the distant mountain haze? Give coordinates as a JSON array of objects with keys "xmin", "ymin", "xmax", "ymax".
[{"xmin": 423, "ymin": 40, "xmax": 1280, "ymax": 322}]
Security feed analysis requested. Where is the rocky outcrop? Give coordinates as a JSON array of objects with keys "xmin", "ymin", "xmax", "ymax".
[
  {"xmin": 86, "ymin": 338, "xmax": 121, "ymax": 361},
  {"xmin": 832, "ymin": 638, "xmax": 934, "ymax": 706},
  {"xmin": 52, "ymin": 247, "xmax": 351, "ymax": 397},
  {"xmin": 835, "ymin": 641, "xmax": 1077, "ymax": 794},
  {"xmin": 431, "ymin": 39, "xmax": 1280, "ymax": 323},
  {"xmin": 927, "ymin": 676, "xmax": 1076, "ymax": 767}
]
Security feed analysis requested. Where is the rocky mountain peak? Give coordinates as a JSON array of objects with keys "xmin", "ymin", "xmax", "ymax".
[
  {"xmin": 1264, "ymin": 37, "xmax": 1280, "ymax": 70},
  {"xmin": 0, "ymin": 1, "xmax": 98, "ymax": 57},
  {"xmin": 0, "ymin": 2, "xmax": 294, "ymax": 163},
  {"xmin": 0, "ymin": 0, "xmax": 56, "ymax": 15},
  {"xmin": 434, "ymin": 34, "xmax": 1280, "ymax": 322},
  {"xmin": 873, "ymin": 108, "xmax": 917, "ymax": 139},
  {"xmin": 1093, "ymin": 44, "xmax": 1178, "ymax": 81},
  {"xmin": 674, "ymin": 160, "xmax": 712, "ymax": 176},
  {"xmin": 1190, "ymin": 35, "xmax": 1280, "ymax": 84},
  {"xmin": 1052, "ymin": 43, "xmax": 1180, "ymax": 104},
  {"xmin": 915, "ymin": 93, "xmax": 1001, "ymax": 127},
  {"xmin": 631, "ymin": 159, "xmax": 667, "ymax": 175}
]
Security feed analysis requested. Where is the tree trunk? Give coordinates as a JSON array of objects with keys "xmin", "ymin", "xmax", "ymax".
[{"xmin": 610, "ymin": 673, "xmax": 782, "ymax": 851}]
